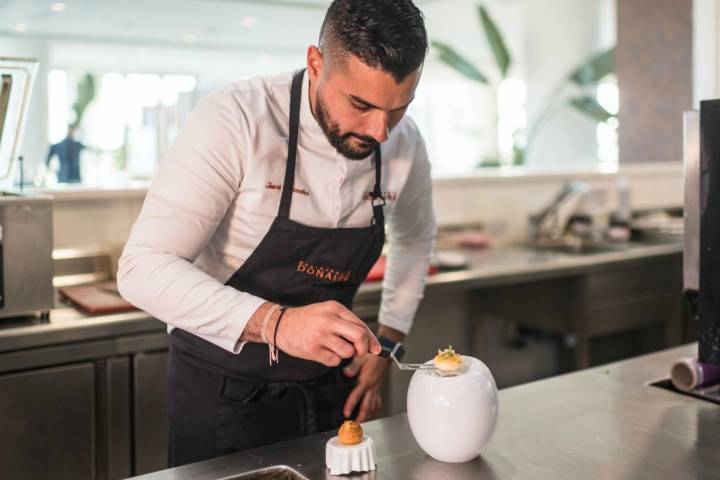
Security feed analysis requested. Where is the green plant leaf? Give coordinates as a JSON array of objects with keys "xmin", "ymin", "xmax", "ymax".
[
  {"xmin": 570, "ymin": 95, "xmax": 613, "ymax": 123},
  {"xmin": 477, "ymin": 157, "xmax": 501, "ymax": 168},
  {"xmin": 569, "ymin": 47, "xmax": 615, "ymax": 86},
  {"xmin": 513, "ymin": 144, "xmax": 525, "ymax": 166},
  {"xmin": 431, "ymin": 40, "xmax": 489, "ymax": 84},
  {"xmin": 478, "ymin": 4, "xmax": 511, "ymax": 78},
  {"xmin": 71, "ymin": 73, "xmax": 96, "ymax": 128}
]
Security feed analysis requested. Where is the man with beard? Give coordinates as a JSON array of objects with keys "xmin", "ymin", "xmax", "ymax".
[{"xmin": 118, "ymin": 0, "xmax": 435, "ymax": 467}]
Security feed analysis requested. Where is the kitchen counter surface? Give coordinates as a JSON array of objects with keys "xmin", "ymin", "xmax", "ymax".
[
  {"xmin": 131, "ymin": 343, "xmax": 717, "ymax": 480},
  {"xmin": 356, "ymin": 240, "xmax": 682, "ymax": 301},
  {"xmin": 0, "ymin": 241, "xmax": 682, "ymax": 355}
]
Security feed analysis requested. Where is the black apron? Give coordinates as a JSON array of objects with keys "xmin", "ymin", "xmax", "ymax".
[{"xmin": 167, "ymin": 69, "xmax": 386, "ymax": 467}]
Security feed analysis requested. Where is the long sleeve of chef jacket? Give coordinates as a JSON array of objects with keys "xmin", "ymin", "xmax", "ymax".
[{"xmin": 117, "ymin": 71, "xmax": 436, "ymax": 354}]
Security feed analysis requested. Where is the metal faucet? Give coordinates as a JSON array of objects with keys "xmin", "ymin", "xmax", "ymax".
[{"xmin": 528, "ymin": 181, "xmax": 590, "ymax": 243}]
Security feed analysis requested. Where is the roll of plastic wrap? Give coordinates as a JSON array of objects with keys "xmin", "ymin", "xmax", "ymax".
[{"xmin": 670, "ymin": 356, "xmax": 720, "ymax": 391}]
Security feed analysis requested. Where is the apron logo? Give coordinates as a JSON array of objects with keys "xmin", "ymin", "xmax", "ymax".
[
  {"xmin": 266, "ymin": 182, "xmax": 310, "ymax": 196},
  {"xmin": 363, "ymin": 191, "xmax": 397, "ymax": 202},
  {"xmin": 297, "ymin": 260, "xmax": 351, "ymax": 283}
]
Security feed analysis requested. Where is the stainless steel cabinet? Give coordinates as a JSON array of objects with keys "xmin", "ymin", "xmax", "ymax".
[
  {"xmin": 470, "ymin": 254, "xmax": 683, "ymax": 370},
  {"xmin": 96, "ymin": 357, "xmax": 132, "ymax": 479},
  {"xmin": 133, "ymin": 351, "xmax": 169, "ymax": 475},
  {"xmin": 0, "ymin": 330, "xmax": 169, "ymax": 479},
  {"xmin": 0, "ymin": 363, "xmax": 95, "ymax": 480}
]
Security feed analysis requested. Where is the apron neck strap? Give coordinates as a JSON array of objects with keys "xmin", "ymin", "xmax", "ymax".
[
  {"xmin": 369, "ymin": 146, "xmax": 385, "ymax": 226},
  {"xmin": 278, "ymin": 68, "xmax": 385, "ymax": 226},
  {"xmin": 278, "ymin": 69, "xmax": 305, "ymax": 219}
]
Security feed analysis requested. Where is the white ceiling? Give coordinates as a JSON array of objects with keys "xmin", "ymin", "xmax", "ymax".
[{"xmin": 0, "ymin": 0, "xmax": 441, "ymax": 52}]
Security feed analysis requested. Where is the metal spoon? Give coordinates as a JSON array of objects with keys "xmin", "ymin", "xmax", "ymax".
[
  {"xmin": 388, "ymin": 354, "xmax": 437, "ymax": 371},
  {"xmin": 379, "ymin": 347, "xmax": 459, "ymax": 376}
]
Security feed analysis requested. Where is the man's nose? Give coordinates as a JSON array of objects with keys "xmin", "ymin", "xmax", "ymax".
[{"xmin": 365, "ymin": 111, "xmax": 390, "ymax": 143}]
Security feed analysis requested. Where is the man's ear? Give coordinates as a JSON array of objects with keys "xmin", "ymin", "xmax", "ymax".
[{"xmin": 307, "ymin": 45, "xmax": 324, "ymax": 83}]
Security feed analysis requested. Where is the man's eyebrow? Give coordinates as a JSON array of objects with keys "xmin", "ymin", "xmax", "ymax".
[{"xmin": 348, "ymin": 94, "xmax": 414, "ymax": 111}]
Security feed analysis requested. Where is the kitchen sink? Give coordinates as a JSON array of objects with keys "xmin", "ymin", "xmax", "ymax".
[
  {"xmin": 222, "ymin": 465, "xmax": 310, "ymax": 480},
  {"xmin": 649, "ymin": 378, "xmax": 720, "ymax": 406}
]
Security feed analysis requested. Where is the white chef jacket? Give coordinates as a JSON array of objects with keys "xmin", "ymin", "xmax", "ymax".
[{"xmin": 117, "ymin": 70, "xmax": 436, "ymax": 354}]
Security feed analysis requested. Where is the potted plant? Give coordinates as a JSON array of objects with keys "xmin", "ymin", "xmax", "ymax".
[{"xmin": 432, "ymin": 4, "xmax": 615, "ymax": 167}]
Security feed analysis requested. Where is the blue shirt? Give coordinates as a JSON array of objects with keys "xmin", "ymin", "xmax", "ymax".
[{"xmin": 47, "ymin": 137, "xmax": 84, "ymax": 183}]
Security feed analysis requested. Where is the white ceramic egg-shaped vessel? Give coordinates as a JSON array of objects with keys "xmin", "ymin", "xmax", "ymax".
[{"xmin": 407, "ymin": 355, "xmax": 498, "ymax": 463}]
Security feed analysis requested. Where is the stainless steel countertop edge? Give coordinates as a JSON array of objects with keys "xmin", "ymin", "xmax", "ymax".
[{"xmin": 130, "ymin": 343, "xmax": 712, "ymax": 480}]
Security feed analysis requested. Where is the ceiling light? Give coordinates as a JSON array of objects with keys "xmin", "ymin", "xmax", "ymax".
[
  {"xmin": 50, "ymin": 3, "xmax": 66, "ymax": 13},
  {"xmin": 241, "ymin": 16, "xmax": 256, "ymax": 28},
  {"xmin": 14, "ymin": 23, "xmax": 27, "ymax": 33},
  {"xmin": 183, "ymin": 33, "xmax": 197, "ymax": 44}
]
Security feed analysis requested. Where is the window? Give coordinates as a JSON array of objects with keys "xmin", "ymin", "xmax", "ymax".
[{"xmin": 46, "ymin": 69, "xmax": 197, "ymax": 187}]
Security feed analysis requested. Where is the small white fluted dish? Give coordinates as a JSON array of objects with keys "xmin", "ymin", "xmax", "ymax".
[
  {"xmin": 325, "ymin": 435, "xmax": 376, "ymax": 476},
  {"xmin": 407, "ymin": 355, "xmax": 498, "ymax": 463}
]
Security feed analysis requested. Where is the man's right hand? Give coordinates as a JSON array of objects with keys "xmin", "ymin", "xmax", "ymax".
[{"xmin": 275, "ymin": 301, "xmax": 381, "ymax": 367}]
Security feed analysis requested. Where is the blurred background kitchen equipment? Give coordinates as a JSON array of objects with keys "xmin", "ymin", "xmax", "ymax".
[
  {"xmin": 0, "ymin": 193, "xmax": 53, "ymax": 320},
  {"xmin": 0, "ymin": 57, "xmax": 37, "ymax": 188},
  {"xmin": 527, "ymin": 181, "xmax": 591, "ymax": 244},
  {"xmin": 652, "ymin": 103, "xmax": 720, "ymax": 405},
  {"xmin": 684, "ymin": 103, "xmax": 720, "ymax": 368},
  {"xmin": 58, "ymin": 280, "xmax": 135, "ymax": 315},
  {"xmin": 0, "ymin": 74, "xmax": 12, "ymax": 141},
  {"xmin": 0, "ymin": 57, "xmax": 53, "ymax": 320}
]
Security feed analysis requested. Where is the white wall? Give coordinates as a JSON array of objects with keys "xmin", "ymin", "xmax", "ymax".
[{"xmin": 693, "ymin": 0, "xmax": 719, "ymax": 106}]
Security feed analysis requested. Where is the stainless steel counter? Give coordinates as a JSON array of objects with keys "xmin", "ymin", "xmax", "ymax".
[
  {"xmin": 0, "ymin": 241, "xmax": 681, "ymax": 355},
  {"xmin": 131, "ymin": 343, "xmax": 717, "ymax": 480},
  {"xmin": 356, "ymin": 241, "xmax": 682, "ymax": 301},
  {"xmin": 0, "ymin": 308, "xmax": 163, "ymax": 354}
]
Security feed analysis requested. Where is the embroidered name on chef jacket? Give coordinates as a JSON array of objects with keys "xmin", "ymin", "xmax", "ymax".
[
  {"xmin": 266, "ymin": 181, "xmax": 310, "ymax": 196},
  {"xmin": 363, "ymin": 191, "xmax": 398, "ymax": 202},
  {"xmin": 297, "ymin": 260, "xmax": 351, "ymax": 283}
]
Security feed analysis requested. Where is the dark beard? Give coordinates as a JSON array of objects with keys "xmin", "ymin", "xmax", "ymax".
[{"xmin": 314, "ymin": 91, "xmax": 378, "ymax": 160}]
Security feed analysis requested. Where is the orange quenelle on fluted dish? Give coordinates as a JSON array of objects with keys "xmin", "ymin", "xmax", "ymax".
[{"xmin": 338, "ymin": 420, "xmax": 364, "ymax": 445}]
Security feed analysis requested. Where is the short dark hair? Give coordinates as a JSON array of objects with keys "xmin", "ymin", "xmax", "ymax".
[{"xmin": 319, "ymin": 0, "xmax": 428, "ymax": 82}]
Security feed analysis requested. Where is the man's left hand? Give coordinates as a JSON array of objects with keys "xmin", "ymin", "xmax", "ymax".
[{"xmin": 342, "ymin": 353, "xmax": 390, "ymax": 422}]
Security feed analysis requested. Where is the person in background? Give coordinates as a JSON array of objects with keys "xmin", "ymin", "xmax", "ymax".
[{"xmin": 46, "ymin": 124, "xmax": 84, "ymax": 183}]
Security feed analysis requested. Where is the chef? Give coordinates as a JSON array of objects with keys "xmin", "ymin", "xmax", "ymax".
[{"xmin": 117, "ymin": 0, "xmax": 435, "ymax": 467}]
